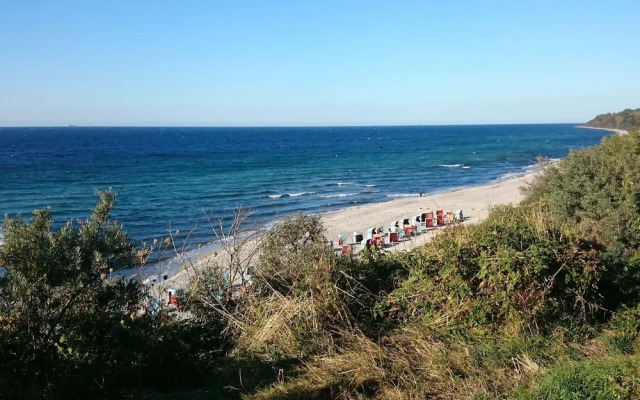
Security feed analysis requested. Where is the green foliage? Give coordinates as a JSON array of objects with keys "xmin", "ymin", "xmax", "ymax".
[
  {"xmin": 0, "ymin": 190, "xmax": 164, "ymax": 398},
  {"xmin": 333, "ymin": 250, "xmax": 410, "ymax": 336},
  {"xmin": 524, "ymin": 132, "xmax": 640, "ymax": 309},
  {"xmin": 524, "ymin": 133, "xmax": 640, "ymax": 248},
  {"xmin": 387, "ymin": 205, "xmax": 603, "ymax": 335},
  {"xmin": 516, "ymin": 356, "xmax": 640, "ymax": 400},
  {"xmin": 255, "ymin": 213, "xmax": 334, "ymax": 294}
]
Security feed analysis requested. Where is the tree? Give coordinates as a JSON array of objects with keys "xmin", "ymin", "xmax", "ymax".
[{"xmin": 0, "ymin": 189, "xmax": 149, "ymax": 398}]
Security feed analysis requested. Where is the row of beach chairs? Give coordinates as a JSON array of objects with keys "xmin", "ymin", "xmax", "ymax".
[{"xmin": 336, "ymin": 209, "xmax": 464, "ymax": 255}]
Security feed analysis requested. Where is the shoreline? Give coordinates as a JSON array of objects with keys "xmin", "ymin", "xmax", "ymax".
[
  {"xmin": 158, "ymin": 169, "xmax": 539, "ymax": 292},
  {"xmin": 321, "ymin": 170, "xmax": 535, "ymax": 252},
  {"xmin": 576, "ymin": 125, "xmax": 628, "ymax": 136}
]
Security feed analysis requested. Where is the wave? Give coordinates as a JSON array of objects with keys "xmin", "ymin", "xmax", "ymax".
[
  {"xmin": 386, "ymin": 193, "xmax": 417, "ymax": 198},
  {"xmin": 364, "ymin": 184, "xmax": 376, "ymax": 187},
  {"xmin": 336, "ymin": 182, "xmax": 353, "ymax": 186},
  {"xmin": 320, "ymin": 193, "xmax": 358, "ymax": 199},
  {"xmin": 268, "ymin": 192, "xmax": 315, "ymax": 199},
  {"xmin": 289, "ymin": 192, "xmax": 315, "ymax": 197},
  {"xmin": 440, "ymin": 163, "xmax": 472, "ymax": 169},
  {"xmin": 495, "ymin": 172, "xmax": 522, "ymax": 181}
]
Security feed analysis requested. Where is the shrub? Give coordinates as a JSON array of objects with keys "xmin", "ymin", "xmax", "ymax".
[
  {"xmin": 523, "ymin": 132, "xmax": 640, "ymax": 309},
  {"xmin": 386, "ymin": 204, "xmax": 603, "ymax": 336},
  {"xmin": 523, "ymin": 132, "xmax": 640, "ymax": 258},
  {"xmin": 255, "ymin": 213, "xmax": 334, "ymax": 294},
  {"xmin": 0, "ymin": 189, "xmax": 150, "ymax": 398}
]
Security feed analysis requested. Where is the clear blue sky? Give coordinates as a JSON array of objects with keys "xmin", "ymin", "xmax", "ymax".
[{"xmin": 1, "ymin": 0, "xmax": 638, "ymax": 126}]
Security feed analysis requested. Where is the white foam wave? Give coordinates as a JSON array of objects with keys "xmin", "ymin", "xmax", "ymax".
[
  {"xmin": 336, "ymin": 182, "xmax": 353, "ymax": 186},
  {"xmin": 320, "ymin": 193, "xmax": 358, "ymax": 199},
  {"xmin": 386, "ymin": 193, "xmax": 417, "ymax": 198},
  {"xmin": 496, "ymin": 172, "xmax": 521, "ymax": 181},
  {"xmin": 289, "ymin": 192, "xmax": 315, "ymax": 197},
  {"xmin": 461, "ymin": 166, "xmax": 471, "ymax": 169},
  {"xmin": 268, "ymin": 192, "xmax": 315, "ymax": 199},
  {"xmin": 364, "ymin": 184, "xmax": 376, "ymax": 187},
  {"xmin": 439, "ymin": 164, "xmax": 463, "ymax": 168}
]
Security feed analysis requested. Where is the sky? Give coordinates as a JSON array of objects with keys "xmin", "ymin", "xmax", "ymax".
[{"xmin": 0, "ymin": 0, "xmax": 639, "ymax": 126}]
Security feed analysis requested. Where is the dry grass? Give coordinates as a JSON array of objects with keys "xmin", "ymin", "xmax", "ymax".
[
  {"xmin": 242, "ymin": 324, "xmax": 556, "ymax": 400},
  {"xmin": 234, "ymin": 294, "xmax": 337, "ymax": 360}
]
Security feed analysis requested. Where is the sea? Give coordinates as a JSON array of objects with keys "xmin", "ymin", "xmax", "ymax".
[{"xmin": 0, "ymin": 124, "xmax": 610, "ymax": 279}]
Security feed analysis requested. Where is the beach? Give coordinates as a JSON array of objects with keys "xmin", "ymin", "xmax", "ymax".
[
  {"xmin": 321, "ymin": 170, "xmax": 533, "ymax": 252},
  {"xmin": 577, "ymin": 125, "xmax": 628, "ymax": 136},
  {"xmin": 158, "ymin": 170, "xmax": 536, "ymax": 293}
]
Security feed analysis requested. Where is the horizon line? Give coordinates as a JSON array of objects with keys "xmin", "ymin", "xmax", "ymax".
[{"xmin": 0, "ymin": 122, "xmax": 585, "ymax": 129}]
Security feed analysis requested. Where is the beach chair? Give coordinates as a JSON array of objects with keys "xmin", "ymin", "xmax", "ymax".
[
  {"xmin": 411, "ymin": 215, "xmax": 422, "ymax": 234},
  {"xmin": 446, "ymin": 211, "xmax": 454, "ymax": 224},
  {"xmin": 342, "ymin": 244, "xmax": 352, "ymax": 255},
  {"xmin": 338, "ymin": 234, "xmax": 348, "ymax": 246},
  {"xmin": 413, "ymin": 214, "xmax": 423, "ymax": 226},
  {"xmin": 353, "ymin": 232, "xmax": 363, "ymax": 244},
  {"xmin": 455, "ymin": 210, "xmax": 464, "ymax": 222},
  {"xmin": 402, "ymin": 218, "xmax": 415, "ymax": 236},
  {"xmin": 398, "ymin": 227, "xmax": 405, "ymax": 241},
  {"xmin": 436, "ymin": 209, "xmax": 444, "ymax": 225},
  {"xmin": 424, "ymin": 210, "xmax": 434, "ymax": 227},
  {"xmin": 389, "ymin": 221, "xmax": 399, "ymax": 233}
]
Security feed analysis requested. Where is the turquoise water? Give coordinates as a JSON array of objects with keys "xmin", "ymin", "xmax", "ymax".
[{"xmin": 0, "ymin": 124, "xmax": 609, "ymax": 254}]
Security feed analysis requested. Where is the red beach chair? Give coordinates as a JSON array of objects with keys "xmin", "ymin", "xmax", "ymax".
[
  {"xmin": 424, "ymin": 210, "xmax": 434, "ymax": 227},
  {"xmin": 436, "ymin": 209, "xmax": 444, "ymax": 225}
]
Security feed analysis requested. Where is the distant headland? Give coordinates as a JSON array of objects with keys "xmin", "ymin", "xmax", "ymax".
[{"xmin": 580, "ymin": 107, "xmax": 640, "ymax": 131}]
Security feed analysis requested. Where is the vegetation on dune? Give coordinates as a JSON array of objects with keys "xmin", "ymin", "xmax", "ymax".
[
  {"xmin": 2, "ymin": 125, "xmax": 640, "ymax": 398},
  {"xmin": 583, "ymin": 108, "xmax": 640, "ymax": 131},
  {"xmin": 523, "ymin": 131, "xmax": 640, "ymax": 310}
]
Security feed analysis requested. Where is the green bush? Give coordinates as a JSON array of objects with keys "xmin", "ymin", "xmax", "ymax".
[
  {"xmin": 255, "ymin": 213, "xmax": 334, "ymax": 295},
  {"xmin": 0, "ymin": 190, "xmax": 166, "ymax": 398},
  {"xmin": 386, "ymin": 205, "xmax": 603, "ymax": 335},
  {"xmin": 524, "ymin": 132, "xmax": 640, "ymax": 309},
  {"xmin": 524, "ymin": 132, "xmax": 640, "ymax": 253}
]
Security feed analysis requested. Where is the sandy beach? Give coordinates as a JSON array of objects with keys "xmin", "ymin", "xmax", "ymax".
[
  {"xmin": 156, "ymin": 171, "xmax": 537, "ymax": 294},
  {"xmin": 321, "ymin": 171, "xmax": 534, "ymax": 252},
  {"xmin": 577, "ymin": 125, "xmax": 628, "ymax": 136}
]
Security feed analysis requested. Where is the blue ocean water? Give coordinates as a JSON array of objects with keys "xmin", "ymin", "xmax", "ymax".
[{"xmin": 0, "ymin": 125, "xmax": 609, "ymax": 251}]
